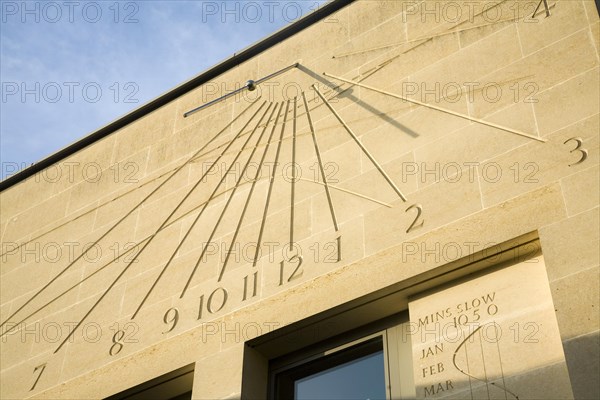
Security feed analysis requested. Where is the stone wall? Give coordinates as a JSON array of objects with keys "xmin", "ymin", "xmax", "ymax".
[{"xmin": 1, "ymin": 1, "xmax": 598, "ymax": 398}]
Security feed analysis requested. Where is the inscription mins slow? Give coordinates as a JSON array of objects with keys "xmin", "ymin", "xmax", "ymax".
[{"xmin": 416, "ymin": 292, "xmax": 498, "ymax": 331}]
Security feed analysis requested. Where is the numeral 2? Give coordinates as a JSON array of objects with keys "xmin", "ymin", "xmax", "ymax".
[
  {"xmin": 406, "ymin": 204, "xmax": 424, "ymax": 233},
  {"xmin": 279, "ymin": 255, "xmax": 303, "ymax": 286}
]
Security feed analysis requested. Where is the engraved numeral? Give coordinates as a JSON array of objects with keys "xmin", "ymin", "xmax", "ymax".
[
  {"xmin": 162, "ymin": 308, "xmax": 179, "ymax": 334},
  {"xmin": 30, "ymin": 363, "xmax": 46, "ymax": 391},
  {"xmin": 406, "ymin": 204, "xmax": 425, "ymax": 233},
  {"xmin": 324, "ymin": 236, "xmax": 342, "ymax": 263},
  {"xmin": 242, "ymin": 271, "xmax": 258, "ymax": 301},
  {"xmin": 197, "ymin": 288, "xmax": 229, "ymax": 320},
  {"xmin": 109, "ymin": 330, "xmax": 125, "ymax": 356},
  {"xmin": 564, "ymin": 137, "xmax": 588, "ymax": 167},
  {"xmin": 279, "ymin": 255, "xmax": 303, "ymax": 286}
]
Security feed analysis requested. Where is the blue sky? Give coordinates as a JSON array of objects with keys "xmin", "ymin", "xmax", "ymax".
[{"xmin": 0, "ymin": 0, "xmax": 326, "ymax": 179}]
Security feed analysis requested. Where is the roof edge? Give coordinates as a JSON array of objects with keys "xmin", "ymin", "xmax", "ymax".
[{"xmin": 0, "ymin": 0, "xmax": 354, "ymax": 192}]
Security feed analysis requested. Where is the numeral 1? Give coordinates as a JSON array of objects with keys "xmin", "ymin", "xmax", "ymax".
[
  {"xmin": 243, "ymin": 271, "xmax": 258, "ymax": 301},
  {"xmin": 30, "ymin": 363, "xmax": 47, "ymax": 391}
]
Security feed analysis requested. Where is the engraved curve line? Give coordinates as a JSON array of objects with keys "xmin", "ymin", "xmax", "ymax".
[
  {"xmin": 1, "ymin": 118, "xmax": 342, "ymax": 262},
  {"xmin": 453, "ymin": 326, "xmax": 519, "ymax": 400},
  {"xmin": 332, "ymin": 0, "xmax": 556, "ymax": 60},
  {"xmin": 333, "ymin": 15, "xmax": 522, "ymax": 59},
  {"xmin": 1, "ymin": 169, "xmax": 393, "ymax": 337}
]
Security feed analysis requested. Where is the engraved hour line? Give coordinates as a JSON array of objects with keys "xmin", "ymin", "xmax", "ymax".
[
  {"xmin": 0, "ymin": 97, "xmax": 263, "ymax": 331},
  {"xmin": 5, "ymin": 163, "xmax": 322, "ymax": 334},
  {"xmin": 0, "ymin": 236, "xmax": 149, "ymax": 338},
  {"xmin": 465, "ymin": 334, "xmax": 474, "ymax": 400},
  {"xmin": 323, "ymin": 0, "xmax": 554, "ymax": 100},
  {"xmin": 325, "ymin": 1, "xmax": 536, "ymax": 102},
  {"xmin": 299, "ymin": 64, "xmax": 384, "ymax": 119},
  {"xmin": 252, "ymin": 100, "xmax": 291, "ymax": 267},
  {"xmin": 152, "ymin": 101, "xmax": 271, "ymax": 299},
  {"xmin": 312, "ymin": 85, "xmax": 408, "ymax": 202},
  {"xmin": 135, "ymin": 102, "xmax": 274, "ymax": 315},
  {"xmin": 179, "ymin": 102, "xmax": 275, "ymax": 294},
  {"xmin": 53, "ymin": 102, "xmax": 269, "ymax": 353},
  {"xmin": 296, "ymin": 65, "xmax": 412, "ymax": 141},
  {"xmin": 479, "ymin": 326, "xmax": 491, "ymax": 399},
  {"xmin": 323, "ymin": 74, "xmax": 547, "ymax": 143},
  {"xmin": 533, "ymin": 0, "xmax": 553, "ymax": 18},
  {"xmin": 4, "ymin": 159, "xmax": 353, "ymax": 330},
  {"xmin": 290, "ymin": 96, "xmax": 298, "ymax": 247},
  {"xmin": 301, "ymin": 92, "xmax": 339, "ymax": 231},
  {"xmin": 495, "ymin": 325, "xmax": 510, "ymax": 400},
  {"xmin": 180, "ymin": 103, "xmax": 275, "ymax": 293},
  {"xmin": 0, "ymin": 113, "xmax": 290, "ymax": 266},
  {"xmin": 220, "ymin": 102, "xmax": 284, "ymax": 278},
  {"xmin": 327, "ymin": 28, "xmax": 436, "ymax": 97}
]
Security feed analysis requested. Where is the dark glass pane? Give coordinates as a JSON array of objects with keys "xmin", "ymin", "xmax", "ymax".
[
  {"xmin": 167, "ymin": 392, "xmax": 192, "ymax": 400},
  {"xmin": 295, "ymin": 350, "xmax": 386, "ymax": 400}
]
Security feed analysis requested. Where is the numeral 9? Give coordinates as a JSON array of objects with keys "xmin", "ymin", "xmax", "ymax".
[{"xmin": 163, "ymin": 308, "xmax": 179, "ymax": 334}]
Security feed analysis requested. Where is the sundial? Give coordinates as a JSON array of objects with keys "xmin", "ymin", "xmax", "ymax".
[{"xmin": 0, "ymin": 1, "xmax": 591, "ymax": 397}]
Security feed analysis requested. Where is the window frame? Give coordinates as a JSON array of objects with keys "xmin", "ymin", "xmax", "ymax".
[
  {"xmin": 268, "ymin": 315, "xmax": 415, "ymax": 400},
  {"xmin": 104, "ymin": 364, "xmax": 194, "ymax": 400}
]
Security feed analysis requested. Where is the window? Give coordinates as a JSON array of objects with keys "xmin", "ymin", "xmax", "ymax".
[
  {"xmin": 269, "ymin": 317, "xmax": 415, "ymax": 400},
  {"xmin": 104, "ymin": 364, "xmax": 193, "ymax": 400}
]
